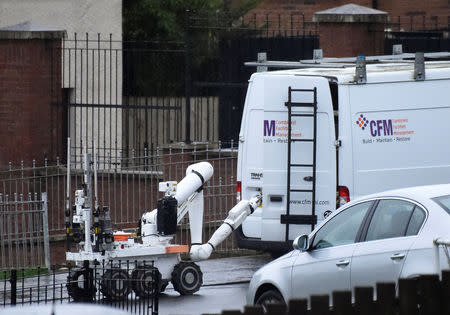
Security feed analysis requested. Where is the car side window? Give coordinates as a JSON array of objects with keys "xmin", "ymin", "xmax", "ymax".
[
  {"xmin": 405, "ymin": 207, "xmax": 426, "ymax": 236},
  {"xmin": 365, "ymin": 199, "xmax": 416, "ymax": 241},
  {"xmin": 311, "ymin": 202, "xmax": 372, "ymax": 250}
]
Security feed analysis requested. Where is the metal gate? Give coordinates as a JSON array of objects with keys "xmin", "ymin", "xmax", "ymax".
[{"xmin": 0, "ymin": 193, "xmax": 50, "ymax": 269}]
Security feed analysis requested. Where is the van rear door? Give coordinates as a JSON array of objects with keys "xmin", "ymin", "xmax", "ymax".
[{"xmin": 261, "ymin": 75, "xmax": 336, "ymax": 241}]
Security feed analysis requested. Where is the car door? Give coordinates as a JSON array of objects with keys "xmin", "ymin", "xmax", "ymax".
[
  {"xmin": 351, "ymin": 198, "xmax": 426, "ymax": 292},
  {"xmin": 291, "ymin": 201, "xmax": 373, "ymax": 303}
]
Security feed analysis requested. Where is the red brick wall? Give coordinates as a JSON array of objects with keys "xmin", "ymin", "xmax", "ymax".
[
  {"xmin": 245, "ymin": 0, "xmax": 450, "ymax": 30},
  {"xmin": 0, "ymin": 38, "xmax": 64, "ymax": 167},
  {"xmin": 245, "ymin": 0, "xmax": 369, "ymax": 23},
  {"xmin": 379, "ymin": 0, "xmax": 449, "ymax": 20},
  {"xmin": 319, "ymin": 23, "xmax": 385, "ymax": 57}
]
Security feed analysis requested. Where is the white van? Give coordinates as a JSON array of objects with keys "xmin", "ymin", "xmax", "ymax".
[{"xmin": 236, "ymin": 54, "xmax": 450, "ymax": 253}]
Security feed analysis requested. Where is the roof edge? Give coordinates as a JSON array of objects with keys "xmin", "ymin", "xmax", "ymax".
[{"xmin": 0, "ymin": 30, "xmax": 67, "ymax": 40}]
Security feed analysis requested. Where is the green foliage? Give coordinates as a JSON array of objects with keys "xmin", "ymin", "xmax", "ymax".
[
  {"xmin": 122, "ymin": 0, "xmax": 261, "ymax": 96},
  {"xmin": 123, "ymin": 0, "xmax": 261, "ymax": 41},
  {"xmin": 124, "ymin": 0, "xmax": 220, "ymax": 40}
]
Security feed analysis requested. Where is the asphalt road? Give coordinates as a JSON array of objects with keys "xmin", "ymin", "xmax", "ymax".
[
  {"xmin": 0, "ymin": 255, "xmax": 271, "ymax": 315},
  {"xmin": 160, "ymin": 283, "xmax": 249, "ymax": 315},
  {"xmin": 158, "ymin": 255, "xmax": 271, "ymax": 315}
]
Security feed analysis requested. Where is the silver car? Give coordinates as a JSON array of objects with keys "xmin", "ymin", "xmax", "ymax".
[{"xmin": 247, "ymin": 184, "xmax": 450, "ymax": 309}]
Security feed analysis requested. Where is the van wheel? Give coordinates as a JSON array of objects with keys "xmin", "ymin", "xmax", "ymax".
[{"xmin": 255, "ymin": 289, "xmax": 285, "ymax": 313}]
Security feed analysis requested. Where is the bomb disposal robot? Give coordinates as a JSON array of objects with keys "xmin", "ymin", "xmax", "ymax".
[{"xmin": 66, "ymin": 152, "xmax": 261, "ymax": 301}]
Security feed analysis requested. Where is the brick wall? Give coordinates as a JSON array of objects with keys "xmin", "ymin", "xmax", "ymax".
[
  {"xmin": 318, "ymin": 22, "xmax": 385, "ymax": 57},
  {"xmin": 245, "ymin": 0, "xmax": 449, "ymax": 30},
  {"xmin": 379, "ymin": 0, "xmax": 449, "ymax": 20},
  {"xmin": 0, "ymin": 37, "xmax": 64, "ymax": 167}
]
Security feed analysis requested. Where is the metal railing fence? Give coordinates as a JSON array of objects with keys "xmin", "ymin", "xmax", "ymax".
[
  {"xmin": 1, "ymin": 260, "xmax": 158, "ymax": 315},
  {"xmin": 0, "ymin": 193, "xmax": 50, "ymax": 270},
  {"xmin": 0, "ymin": 142, "xmax": 243, "ymax": 262}
]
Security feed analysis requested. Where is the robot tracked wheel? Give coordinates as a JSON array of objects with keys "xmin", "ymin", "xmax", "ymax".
[
  {"xmin": 131, "ymin": 266, "xmax": 161, "ymax": 298},
  {"xmin": 171, "ymin": 261, "xmax": 203, "ymax": 295},
  {"xmin": 66, "ymin": 268, "xmax": 96, "ymax": 302},
  {"xmin": 100, "ymin": 268, "xmax": 131, "ymax": 301}
]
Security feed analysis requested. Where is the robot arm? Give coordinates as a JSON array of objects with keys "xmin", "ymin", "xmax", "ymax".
[
  {"xmin": 140, "ymin": 162, "xmax": 213, "ymax": 241},
  {"xmin": 140, "ymin": 161, "xmax": 262, "ymax": 262},
  {"xmin": 189, "ymin": 193, "xmax": 262, "ymax": 261}
]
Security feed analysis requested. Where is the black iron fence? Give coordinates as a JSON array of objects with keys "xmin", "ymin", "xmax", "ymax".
[
  {"xmin": 58, "ymin": 13, "xmax": 450, "ymax": 153},
  {"xmin": 0, "ymin": 142, "xmax": 245, "ymax": 266},
  {"xmin": 0, "ymin": 193, "xmax": 50, "ymax": 270},
  {"xmin": 385, "ymin": 32, "xmax": 450, "ymax": 54},
  {"xmin": 58, "ymin": 12, "xmax": 320, "ymax": 160},
  {"xmin": 385, "ymin": 15, "xmax": 450, "ymax": 32},
  {"xmin": 1, "ymin": 260, "xmax": 159, "ymax": 315}
]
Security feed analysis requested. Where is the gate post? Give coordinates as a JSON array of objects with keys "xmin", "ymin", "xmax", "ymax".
[
  {"xmin": 10, "ymin": 270, "xmax": 17, "ymax": 305},
  {"xmin": 185, "ymin": 9, "xmax": 192, "ymax": 143},
  {"xmin": 313, "ymin": 4, "xmax": 388, "ymax": 57},
  {"xmin": 41, "ymin": 193, "xmax": 51, "ymax": 269}
]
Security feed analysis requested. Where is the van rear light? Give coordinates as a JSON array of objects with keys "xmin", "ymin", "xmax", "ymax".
[
  {"xmin": 338, "ymin": 186, "xmax": 350, "ymax": 207},
  {"xmin": 236, "ymin": 181, "xmax": 242, "ymax": 202}
]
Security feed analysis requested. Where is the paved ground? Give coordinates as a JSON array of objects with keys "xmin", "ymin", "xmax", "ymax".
[
  {"xmin": 159, "ymin": 255, "xmax": 271, "ymax": 315},
  {"xmin": 0, "ymin": 254, "xmax": 272, "ymax": 315},
  {"xmin": 160, "ymin": 283, "xmax": 249, "ymax": 315}
]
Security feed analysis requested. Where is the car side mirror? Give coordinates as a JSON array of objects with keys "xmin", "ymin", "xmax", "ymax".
[{"xmin": 293, "ymin": 234, "xmax": 310, "ymax": 251}]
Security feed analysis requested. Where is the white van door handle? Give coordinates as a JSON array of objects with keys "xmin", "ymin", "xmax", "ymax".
[
  {"xmin": 390, "ymin": 253, "xmax": 405, "ymax": 260},
  {"xmin": 336, "ymin": 259, "xmax": 350, "ymax": 267}
]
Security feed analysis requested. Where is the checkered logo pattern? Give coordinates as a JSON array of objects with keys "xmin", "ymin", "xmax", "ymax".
[{"xmin": 355, "ymin": 114, "xmax": 368, "ymax": 130}]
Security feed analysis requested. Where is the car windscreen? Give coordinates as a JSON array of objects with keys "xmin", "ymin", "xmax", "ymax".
[{"xmin": 432, "ymin": 195, "xmax": 450, "ymax": 215}]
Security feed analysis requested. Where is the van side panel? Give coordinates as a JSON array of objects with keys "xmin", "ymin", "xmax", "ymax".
[{"xmin": 350, "ymin": 79, "xmax": 450, "ymax": 198}]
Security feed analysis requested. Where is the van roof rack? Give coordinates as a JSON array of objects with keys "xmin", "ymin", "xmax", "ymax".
[
  {"xmin": 245, "ymin": 47, "xmax": 450, "ymax": 83},
  {"xmin": 245, "ymin": 48, "xmax": 450, "ymax": 70}
]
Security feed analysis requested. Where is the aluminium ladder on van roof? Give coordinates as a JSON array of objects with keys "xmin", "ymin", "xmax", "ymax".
[{"xmin": 282, "ymin": 86, "xmax": 318, "ymax": 242}]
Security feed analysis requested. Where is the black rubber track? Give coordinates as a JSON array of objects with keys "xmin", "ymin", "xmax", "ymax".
[
  {"xmin": 171, "ymin": 261, "xmax": 203, "ymax": 295},
  {"xmin": 66, "ymin": 268, "xmax": 96, "ymax": 302},
  {"xmin": 100, "ymin": 268, "xmax": 131, "ymax": 301},
  {"xmin": 131, "ymin": 266, "xmax": 161, "ymax": 298}
]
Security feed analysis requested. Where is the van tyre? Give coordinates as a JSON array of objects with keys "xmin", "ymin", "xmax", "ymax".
[
  {"xmin": 131, "ymin": 266, "xmax": 161, "ymax": 298},
  {"xmin": 255, "ymin": 289, "xmax": 285, "ymax": 313},
  {"xmin": 67, "ymin": 268, "xmax": 96, "ymax": 302},
  {"xmin": 100, "ymin": 268, "xmax": 131, "ymax": 301},
  {"xmin": 171, "ymin": 261, "xmax": 203, "ymax": 295}
]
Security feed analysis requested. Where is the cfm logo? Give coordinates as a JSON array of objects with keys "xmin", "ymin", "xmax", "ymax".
[
  {"xmin": 355, "ymin": 114, "xmax": 368, "ymax": 130},
  {"xmin": 356, "ymin": 114, "xmax": 393, "ymax": 137}
]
